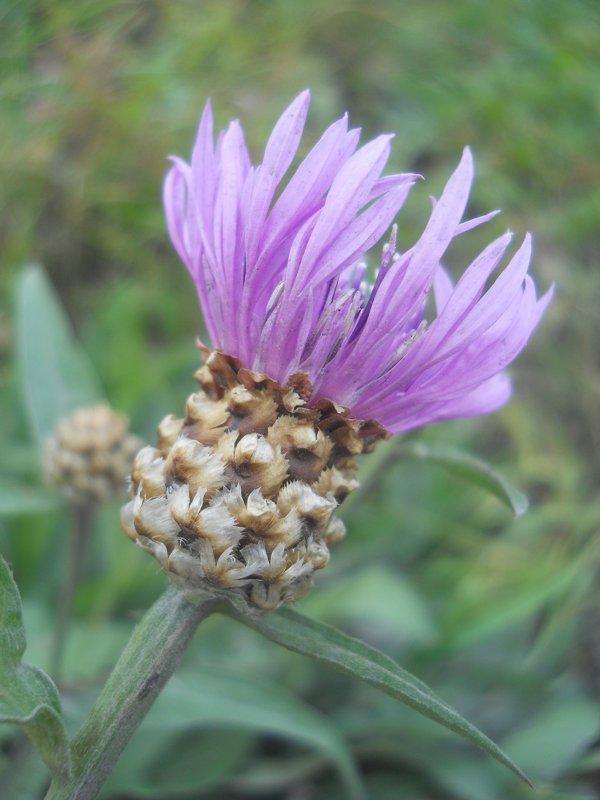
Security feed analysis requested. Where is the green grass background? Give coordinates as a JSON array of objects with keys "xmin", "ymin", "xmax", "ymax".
[{"xmin": 1, "ymin": 1, "xmax": 600, "ymax": 798}]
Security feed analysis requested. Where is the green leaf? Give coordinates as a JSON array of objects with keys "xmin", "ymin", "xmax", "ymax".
[
  {"xmin": 102, "ymin": 727, "xmax": 253, "ymax": 799},
  {"xmin": 228, "ymin": 754, "xmax": 328, "ymax": 796},
  {"xmin": 0, "ymin": 554, "xmax": 71, "ymax": 783},
  {"xmin": 18, "ymin": 601, "xmax": 133, "ymax": 686},
  {"xmin": 302, "ymin": 565, "xmax": 436, "ymax": 646},
  {"xmin": 15, "ymin": 264, "xmax": 103, "ymax": 446},
  {"xmin": 426, "ymin": 753, "xmax": 506, "ymax": 800},
  {"xmin": 0, "ymin": 481, "xmax": 63, "ymax": 517},
  {"xmin": 104, "ymin": 664, "xmax": 364, "ymax": 799},
  {"xmin": 501, "ymin": 694, "xmax": 599, "ymax": 781},
  {"xmin": 441, "ymin": 539, "xmax": 594, "ymax": 650},
  {"xmin": 0, "ymin": 739, "xmax": 54, "ymax": 800},
  {"xmin": 226, "ymin": 603, "xmax": 531, "ymax": 787},
  {"xmin": 400, "ymin": 442, "xmax": 528, "ymax": 517}
]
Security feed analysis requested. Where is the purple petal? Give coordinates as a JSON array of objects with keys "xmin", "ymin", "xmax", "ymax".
[
  {"xmin": 291, "ymin": 135, "xmax": 394, "ymax": 291},
  {"xmin": 244, "ymin": 91, "xmax": 310, "ymax": 266},
  {"xmin": 163, "ymin": 99, "xmax": 552, "ymax": 436},
  {"xmin": 301, "ymin": 178, "xmax": 415, "ymax": 289}
]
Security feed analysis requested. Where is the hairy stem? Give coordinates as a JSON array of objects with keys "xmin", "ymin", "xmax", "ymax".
[
  {"xmin": 45, "ymin": 584, "xmax": 217, "ymax": 800},
  {"xmin": 51, "ymin": 503, "xmax": 95, "ymax": 680}
]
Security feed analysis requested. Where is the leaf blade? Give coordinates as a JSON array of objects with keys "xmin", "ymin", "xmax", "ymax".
[
  {"xmin": 0, "ymin": 554, "xmax": 71, "ymax": 783},
  {"xmin": 104, "ymin": 664, "xmax": 365, "ymax": 799},
  {"xmin": 170, "ymin": 665, "xmax": 363, "ymax": 798},
  {"xmin": 15, "ymin": 264, "xmax": 103, "ymax": 446},
  {"xmin": 226, "ymin": 603, "xmax": 532, "ymax": 787},
  {"xmin": 0, "ymin": 482, "xmax": 63, "ymax": 518},
  {"xmin": 401, "ymin": 442, "xmax": 528, "ymax": 517}
]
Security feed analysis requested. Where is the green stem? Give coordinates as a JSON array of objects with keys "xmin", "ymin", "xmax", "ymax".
[
  {"xmin": 45, "ymin": 584, "xmax": 217, "ymax": 800},
  {"xmin": 51, "ymin": 503, "xmax": 95, "ymax": 680}
]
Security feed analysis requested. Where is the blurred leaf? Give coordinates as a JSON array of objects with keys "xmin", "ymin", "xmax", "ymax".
[
  {"xmin": 428, "ymin": 754, "xmax": 506, "ymax": 800},
  {"xmin": 0, "ymin": 554, "xmax": 71, "ymax": 784},
  {"xmin": 103, "ymin": 664, "xmax": 364, "ymax": 799},
  {"xmin": 19, "ymin": 600, "xmax": 132, "ymax": 685},
  {"xmin": 102, "ymin": 727, "xmax": 253, "ymax": 799},
  {"xmin": 15, "ymin": 264, "xmax": 103, "ymax": 446},
  {"xmin": 502, "ymin": 694, "xmax": 599, "ymax": 781},
  {"xmin": 229, "ymin": 603, "xmax": 531, "ymax": 787},
  {"xmin": 0, "ymin": 738, "xmax": 53, "ymax": 800},
  {"xmin": 401, "ymin": 442, "xmax": 528, "ymax": 517},
  {"xmin": 62, "ymin": 620, "xmax": 132, "ymax": 684},
  {"xmin": 442, "ymin": 540, "xmax": 597, "ymax": 649},
  {"xmin": 228, "ymin": 754, "xmax": 327, "ymax": 795},
  {"xmin": 0, "ymin": 444, "xmax": 42, "ymax": 480},
  {"xmin": 303, "ymin": 564, "xmax": 436, "ymax": 646},
  {"xmin": 0, "ymin": 481, "xmax": 63, "ymax": 518}
]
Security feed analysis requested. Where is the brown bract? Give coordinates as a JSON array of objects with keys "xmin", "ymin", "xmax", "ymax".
[{"xmin": 121, "ymin": 347, "xmax": 389, "ymax": 611}]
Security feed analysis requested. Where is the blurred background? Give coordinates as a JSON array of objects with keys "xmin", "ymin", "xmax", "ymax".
[{"xmin": 1, "ymin": 1, "xmax": 600, "ymax": 798}]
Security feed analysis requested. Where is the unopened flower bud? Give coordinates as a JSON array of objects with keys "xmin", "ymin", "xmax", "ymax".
[{"xmin": 44, "ymin": 404, "xmax": 142, "ymax": 504}]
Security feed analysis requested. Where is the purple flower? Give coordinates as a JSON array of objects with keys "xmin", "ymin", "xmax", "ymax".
[{"xmin": 164, "ymin": 91, "xmax": 552, "ymax": 434}]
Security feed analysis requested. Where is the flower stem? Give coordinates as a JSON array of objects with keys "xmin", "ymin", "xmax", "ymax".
[
  {"xmin": 45, "ymin": 584, "xmax": 218, "ymax": 800},
  {"xmin": 51, "ymin": 503, "xmax": 96, "ymax": 681}
]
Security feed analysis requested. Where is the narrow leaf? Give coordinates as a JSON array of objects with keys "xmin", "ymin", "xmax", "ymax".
[
  {"xmin": 0, "ymin": 482, "xmax": 63, "ymax": 517},
  {"xmin": 302, "ymin": 565, "xmax": 436, "ymax": 646},
  {"xmin": 226, "ymin": 603, "xmax": 532, "ymax": 787},
  {"xmin": 104, "ymin": 728, "xmax": 253, "ymax": 798},
  {"xmin": 400, "ymin": 442, "xmax": 528, "ymax": 517},
  {"xmin": 15, "ymin": 264, "xmax": 103, "ymax": 445},
  {"xmin": 0, "ymin": 554, "xmax": 71, "ymax": 783},
  {"xmin": 500, "ymin": 695, "xmax": 599, "ymax": 781},
  {"xmin": 105, "ymin": 664, "xmax": 364, "ymax": 799}
]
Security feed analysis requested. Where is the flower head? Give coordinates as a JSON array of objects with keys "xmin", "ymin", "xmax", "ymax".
[
  {"xmin": 164, "ymin": 91, "xmax": 552, "ymax": 434},
  {"xmin": 122, "ymin": 94, "xmax": 552, "ymax": 610}
]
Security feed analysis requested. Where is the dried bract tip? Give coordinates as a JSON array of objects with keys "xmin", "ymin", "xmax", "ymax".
[
  {"xmin": 121, "ymin": 350, "xmax": 380, "ymax": 610},
  {"xmin": 156, "ymin": 415, "xmax": 184, "ymax": 456},
  {"xmin": 183, "ymin": 394, "xmax": 229, "ymax": 446},
  {"xmin": 44, "ymin": 404, "xmax": 142, "ymax": 504}
]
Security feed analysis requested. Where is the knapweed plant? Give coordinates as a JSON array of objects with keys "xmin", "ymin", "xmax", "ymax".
[{"xmin": 1, "ymin": 92, "xmax": 551, "ymax": 800}]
